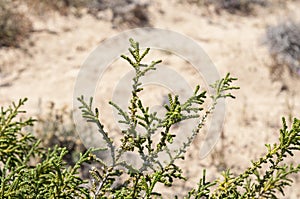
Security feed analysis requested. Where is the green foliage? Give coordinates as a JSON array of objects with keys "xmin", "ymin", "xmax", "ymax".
[
  {"xmin": 78, "ymin": 38, "xmax": 300, "ymax": 198},
  {"xmin": 78, "ymin": 38, "xmax": 239, "ymax": 198},
  {"xmin": 187, "ymin": 118, "xmax": 300, "ymax": 199},
  {"xmin": 1, "ymin": 38, "xmax": 299, "ymax": 198},
  {"xmin": 0, "ymin": 98, "xmax": 92, "ymax": 198}
]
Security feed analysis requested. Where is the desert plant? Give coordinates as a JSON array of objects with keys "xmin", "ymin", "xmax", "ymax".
[
  {"xmin": 0, "ymin": 1, "xmax": 32, "ymax": 47},
  {"xmin": 189, "ymin": 117, "xmax": 300, "ymax": 198},
  {"xmin": 78, "ymin": 38, "xmax": 239, "ymax": 198},
  {"xmin": 1, "ymin": 39, "xmax": 300, "ymax": 198},
  {"xmin": 76, "ymin": 38, "xmax": 297, "ymax": 198},
  {"xmin": 0, "ymin": 98, "xmax": 93, "ymax": 198},
  {"xmin": 264, "ymin": 20, "xmax": 300, "ymax": 78}
]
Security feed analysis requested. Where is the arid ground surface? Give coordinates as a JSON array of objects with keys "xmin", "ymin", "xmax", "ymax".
[{"xmin": 1, "ymin": 1, "xmax": 300, "ymax": 198}]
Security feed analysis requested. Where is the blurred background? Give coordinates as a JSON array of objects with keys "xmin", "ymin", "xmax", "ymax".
[{"xmin": 0, "ymin": 0, "xmax": 300, "ymax": 197}]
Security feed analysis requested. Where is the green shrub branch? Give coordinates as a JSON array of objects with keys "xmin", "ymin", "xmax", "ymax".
[{"xmin": 1, "ymin": 38, "xmax": 299, "ymax": 198}]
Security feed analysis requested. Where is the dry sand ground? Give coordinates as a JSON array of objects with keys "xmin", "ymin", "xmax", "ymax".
[{"xmin": 1, "ymin": 0, "xmax": 300, "ymax": 198}]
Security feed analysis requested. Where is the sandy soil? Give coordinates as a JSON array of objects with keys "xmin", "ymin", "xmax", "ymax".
[{"xmin": 1, "ymin": 1, "xmax": 300, "ymax": 198}]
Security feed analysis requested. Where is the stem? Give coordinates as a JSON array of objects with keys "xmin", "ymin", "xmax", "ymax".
[
  {"xmin": 94, "ymin": 170, "xmax": 110, "ymax": 198},
  {"xmin": 132, "ymin": 173, "xmax": 142, "ymax": 198}
]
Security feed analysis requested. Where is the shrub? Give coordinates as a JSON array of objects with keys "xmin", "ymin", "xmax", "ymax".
[
  {"xmin": 264, "ymin": 20, "xmax": 300, "ymax": 78},
  {"xmin": 78, "ymin": 39, "xmax": 300, "ymax": 198},
  {"xmin": 0, "ymin": 1, "xmax": 32, "ymax": 47},
  {"xmin": 1, "ymin": 39, "xmax": 300, "ymax": 198},
  {"xmin": 0, "ymin": 98, "xmax": 93, "ymax": 198}
]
